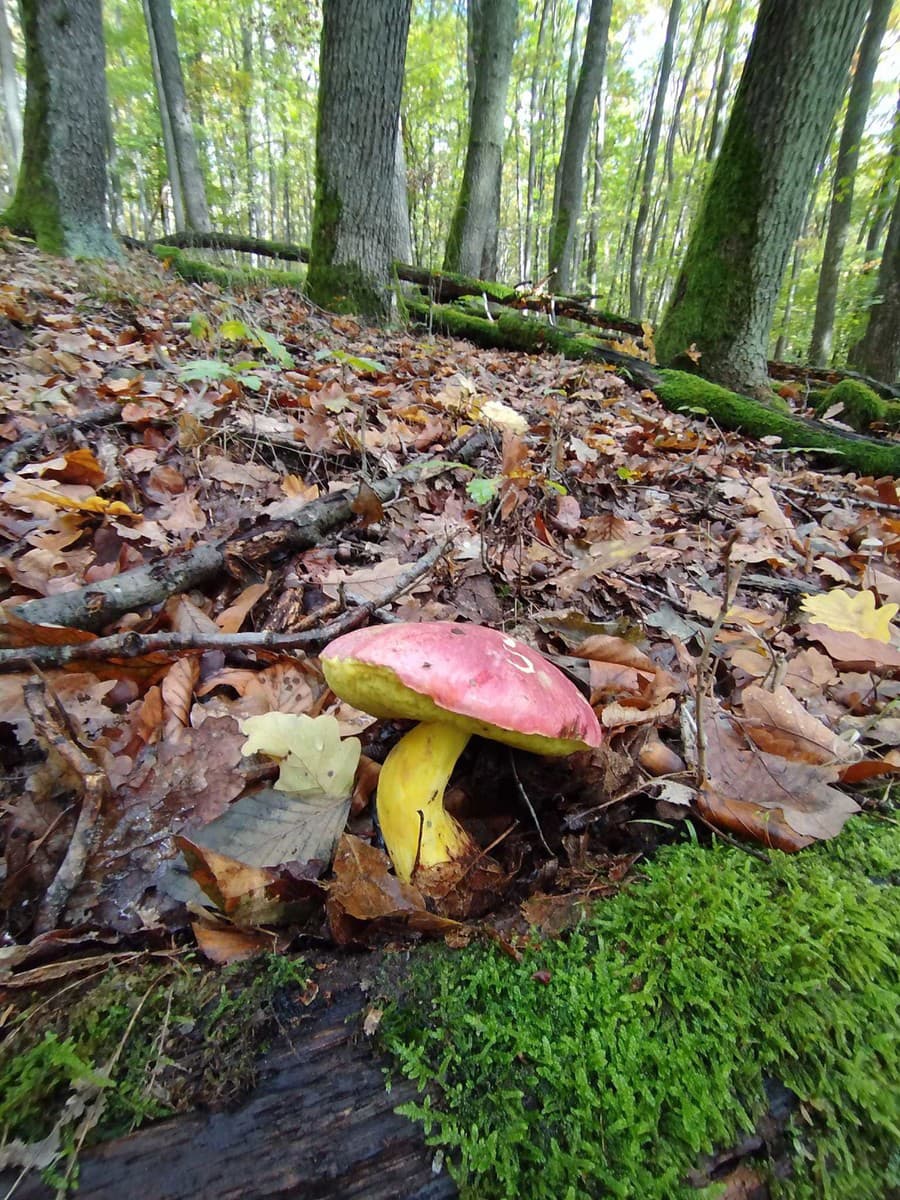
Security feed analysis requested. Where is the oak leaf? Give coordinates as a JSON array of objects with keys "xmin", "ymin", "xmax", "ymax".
[{"xmin": 800, "ymin": 588, "xmax": 897, "ymax": 643}]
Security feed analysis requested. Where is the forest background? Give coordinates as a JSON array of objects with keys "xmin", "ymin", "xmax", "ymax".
[{"xmin": 1, "ymin": 0, "xmax": 898, "ymax": 372}]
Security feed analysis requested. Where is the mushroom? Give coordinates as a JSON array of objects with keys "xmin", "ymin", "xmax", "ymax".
[{"xmin": 320, "ymin": 621, "xmax": 602, "ymax": 882}]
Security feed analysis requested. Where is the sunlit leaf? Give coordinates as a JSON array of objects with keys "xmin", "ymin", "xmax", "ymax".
[{"xmin": 801, "ymin": 588, "xmax": 898, "ymax": 643}]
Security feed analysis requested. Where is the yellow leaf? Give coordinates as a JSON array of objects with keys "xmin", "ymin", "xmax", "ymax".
[
  {"xmin": 240, "ymin": 712, "xmax": 360, "ymax": 797},
  {"xmin": 801, "ymin": 588, "xmax": 898, "ymax": 644},
  {"xmin": 26, "ymin": 489, "xmax": 139, "ymax": 517}
]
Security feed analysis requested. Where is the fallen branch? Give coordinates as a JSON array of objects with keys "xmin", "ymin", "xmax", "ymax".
[
  {"xmin": 8, "ymin": 431, "xmax": 485, "ymax": 631},
  {"xmin": 0, "ymin": 403, "xmax": 122, "ymax": 474},
  {"xmin": 0, "ymin": 540, "xmax": 451, "ymax": 671}
]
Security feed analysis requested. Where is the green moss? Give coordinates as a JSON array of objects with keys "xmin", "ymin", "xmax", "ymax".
[
  {"xmin": 0, "ymin": 952, "xmax": 309, "ymax": 1187},
  {"xmin": 815, "ymin": 379, "xmax": 900, "ymax": 433},
  {"xmin": 152, "ymin": 244, "xmax": 307, "ymax": 292},
  {"xmin": 657, "ymin": 369, "xmax": 900, "ymax": 477},
  {"xmin": 380, "ymin": 817, "xmax": 900, "ymax": 1200}
]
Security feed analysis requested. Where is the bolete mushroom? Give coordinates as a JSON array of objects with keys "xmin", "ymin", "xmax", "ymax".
[{"xmin": 320, "ymin": 621, "xmax": 601, "ymax": 882}]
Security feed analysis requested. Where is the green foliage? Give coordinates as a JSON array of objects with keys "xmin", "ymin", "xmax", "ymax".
[
  {"xmin": 380, "ymin": 817, "xmax": 900, "ymax": 1200},
  {"xmin": 0, "ymin": 953, "xmax": 309, "ymax": 1184},
  {"xmin": 815, "ymin": 377, "xmax": 900, "ymax": 431}
]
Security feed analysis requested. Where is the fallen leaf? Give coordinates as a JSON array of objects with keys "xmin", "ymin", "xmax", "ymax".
[
  {"xmin": 801, "ymin": 588, "xmax": 898, "ymax": 643},
  {"xmin": 740, "ymin": 685, "xmax": 859, "ymax": 765},
  {"xmin": 240, "ymin": 711, "xmax": 361, "ymax": 796}
]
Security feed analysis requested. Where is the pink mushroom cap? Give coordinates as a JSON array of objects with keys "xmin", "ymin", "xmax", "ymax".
[{"xmin": 321, "ymin": 621, "xmax": 602, "ymax": 755}]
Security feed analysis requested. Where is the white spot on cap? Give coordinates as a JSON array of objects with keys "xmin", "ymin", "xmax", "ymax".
[{"xmin": 505, "ymin": 650, "xmax": 535, "ymax": 674}]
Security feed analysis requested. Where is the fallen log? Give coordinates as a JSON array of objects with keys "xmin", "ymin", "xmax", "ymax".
[
  {"xmin": 408, "ymin": 297, "xmax": 900, "ymax": 478},
  {"xmin": 9, "ymin": 432, "xmax": 487, "ymax": 632},
  {"xmin": 0, "ymin": 979, "xmax": 457, "ymax": 1200}
]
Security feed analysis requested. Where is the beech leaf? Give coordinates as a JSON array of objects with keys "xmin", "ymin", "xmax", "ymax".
[{"xmin": 800, "ymin": 588, "xmax": 898, "ymax": 644}]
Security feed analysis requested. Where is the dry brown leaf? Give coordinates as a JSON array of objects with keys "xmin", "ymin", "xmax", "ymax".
[
  {"xmin": 166, "ymin": 594, "xmax": 219, "ymax": 635},
  {"xmin": 803, "ymin": 622, "xmax": 900, "ymax": 672},
  {"xmin": 198, "ymin": 660, "xmax": 316, "ymax": 715},
  {"xmin": 740, "ymin": 685, "xmax": 858, "ymax": 765},
  {"xmin": 177, "ymin": 837, "xmax": 321, "ymax": 928},
  {"xmin": 191, "ymin": 920, "xmax": 278, "ymax": 965},
  {"xmin": 350, "ymin": 479, "xmax": 385, "ymax": 527},
  {"xmin": 702, "ymin": 704, "xmax": 859, "ymax": 843},
  {"xmin": 696, "ymin": 787, "xmax": 814, "ymax": 853},
  {"xmin": 161, "ymin": 657, "xmax": 200, "ymax": 728},
  {"xmin": 216, "ymin": 580, "xmax": 269, "ymax": 633}
]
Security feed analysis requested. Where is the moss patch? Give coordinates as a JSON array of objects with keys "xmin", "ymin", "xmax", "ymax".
[
  {"xmin": 151, "ymin": 244, "xmax": 307, "ymax": 292},
  {"xmin": 379, "ymin": 816, "xmax": 900, "ymax": 1199},
  {"xmin": 814, "ymin": 378, "xmax": 900, "ymax": 434},
  {"xmin": 0, "ymin": 952, "xmax": 309, "ymax": 1189}
]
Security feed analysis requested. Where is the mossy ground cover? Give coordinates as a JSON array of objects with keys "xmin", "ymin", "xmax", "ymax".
[
  {"xmin": 0, "ymin": 952, "xmax": 309, "ymax": 1190},
  {"xmin": 379, "ymin": 816, "xmax": 900, "ymax": 1200}
]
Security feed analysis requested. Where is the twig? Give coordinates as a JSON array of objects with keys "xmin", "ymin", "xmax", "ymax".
[
  {"xmin": 0, "ymin": 403, "xmax": 121, "ymax": 475},
  {"xmin": 509, "ymin": 750, "xmax": 553, "ymax": 854},
  {"xmin": 24, "ymin": 679, "xmax": 110, "ymax": 933},
  {"xmin": 0, "ymin": 539, "xmax": 452, "ymax": 671},
  {"xmin": 10, "ymin": 429, "xmax": 487, "ymax": 632},
  {"xmin": 694, "ymin": 537, "xmax": 744, "ymax": 788}
]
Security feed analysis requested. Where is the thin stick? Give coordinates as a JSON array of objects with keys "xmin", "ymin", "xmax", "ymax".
[
  {"xmin": 509, "ymin": 751, "xmax": 553, "ymax": 854},
  {"xmin": 0, "ymin": 539, "xmax": 453, "ymax": 672}
]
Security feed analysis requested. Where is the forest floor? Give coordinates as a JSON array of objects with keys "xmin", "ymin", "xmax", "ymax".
[{"xmin": 0, "ymin": 238, "xmax": 898, "ymax": 1198}]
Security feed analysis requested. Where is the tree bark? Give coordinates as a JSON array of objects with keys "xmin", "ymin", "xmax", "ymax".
[
  {"xmin": 141, "ymin": 0, "xmax": 184, "ymax": 231},
  {"xmin": 655, "ymin": 0, "xmax": 869, "ymax": 395},
  {"xmin": 862, "ymin": 85, "xmax": 899, "ymax": 255},
  {"xmin": 849, "ymin": 178, "xmax": 900, "ymax": 384},
  {"xmin": 547, "ymin": 0, "xmax": 612, "ymax": 293},
  {"xmin": 392, "ymin": 118, "xmax": 413, "ymax": 263},
  {"xmin": 705, "ymin": 0, "xmax": 742, "ymax": 163},
  {"xmin": 808, "ymin": 0, "xmax": 893, "ymax": 367},
  {"xmin": 627, "ymin": 0, "xmax": 681, "ymax": 319},
  {"xmin": 443, "ymin": 0, "xmax": 517, "ymax": 279},
  {"xmin": 307, "ymin": 0, "xmax": 411, "ymax": 320},
  {"xmin": 0, "ymin": 0, "xmax": 118, "ymax": 257},
  {"xmin": 0, "ymin": 0, "xmax": 22, "ymax": 174},
  {"xmin": 144, "ymin": 0, "xmax": 210, "ymax": 233}
]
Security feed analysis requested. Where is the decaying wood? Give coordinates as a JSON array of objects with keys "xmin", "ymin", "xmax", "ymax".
[
  {"xmin": 0, "ymin": 982, "xmax": 457, "ymax": 1200},
  {"xmin": 0, "ymin": 402, "xmax": 122, "ymax": 475},
  {"xmin": 9, "ymin": 432, "xmax": 486, "ymax": 632},
  {"xmin": 0, "ymin": 540, "xmax": 451, "ymax": 671}
]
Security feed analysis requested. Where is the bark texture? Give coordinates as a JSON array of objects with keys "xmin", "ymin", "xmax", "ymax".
[
  {"xmin": 307, "ymin": 0, "xmax": 411, "ymax": 320},
  {"xmin": 142, "ymin": 0, "xmax": 184, "ymax": 230},
  {"xmin": 628, "ymin": 0, "xmax": 681, "ymax": 318},
  {"xmin": 808, "ymin": 0, "xmax": 893, "ymax": 367},
  {"xmin": 850, "ymin": 178, "xmax": 900, "ymax": 384},
  {"xmin": 547, "ymin": 0, "xmax": 612, "ymax": 293},
  {"xmin": 655, "ymin": 0, "xmax": 869, "ymax": 395},
  {"xmin": 144, "ymin": 0, "xmax": 210, "ymax": 232},
  {"xmin": 443, "ymin": 0, "xmax": 517, "ymax": 279},
  {"xmin": 1, "ymin": 0, "xmax": 118, "ymax": 256}
]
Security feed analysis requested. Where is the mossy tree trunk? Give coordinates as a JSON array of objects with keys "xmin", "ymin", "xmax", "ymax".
[
  {"xmin": 307, "ymin": 0, "xmax": 411, "ymax": 321},
  {"xmin": 807, "ymin": 0, "xmax": 892, "ymax": 368},
  {"xmin": 1, "ymin": 0, "xmax": 118, "ymax": 257},
  {"xmin": 547, "ymin": 0, "xmax": 612, "ymax": 294},
  {"xmin": 443, "ymin": 0, "xmax": 517, "ymax": 280},
  {"xmin": 849, "ymin": 176, "xmax": 900, "ymax": 385},
  {"xmin": 144, "ymin": 0, "xmax": 210, "ymax": 233},
  {"xmin": 655, "ymin": 0, "xmax": 868, "ymax": 396}
]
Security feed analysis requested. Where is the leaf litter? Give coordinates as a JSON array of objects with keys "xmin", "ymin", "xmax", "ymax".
[{"xmin": 1, "ymin": 240, "xmax": 899, "ymax": 980}]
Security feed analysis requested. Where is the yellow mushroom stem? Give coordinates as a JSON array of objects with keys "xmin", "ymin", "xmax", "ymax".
[{"xmin": 376, "ymin": 721, "xmax": 477, "ymax": 882}]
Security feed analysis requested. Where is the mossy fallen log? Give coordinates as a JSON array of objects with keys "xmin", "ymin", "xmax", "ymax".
[{"xmin": 410, "ymin": 297, "xmax": 900, "ymax": 478}]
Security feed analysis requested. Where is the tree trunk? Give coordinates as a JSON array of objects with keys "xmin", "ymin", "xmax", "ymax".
[
  {"xmin": 392, "ymin": 118, "xmax": 413, "ymax": 263},
  {"xmin": 0, "ymin": 0, "xmax": 22, "ymax": 174},
  {"xmin": 142, "ymin": 0, "xmax": 184, "ymax": 231},
  {"xmin": 145, "ymin": 0, "xmax": 210, "ymax": 233},
  {"xmin": 655, "ymin": 0, "xmax": 869, "ymax": 395},
  {"xmin": 523, "ymin": 0, "xmax": 552, "ymax": 281},
  {"xmin": 1, "ymin": 0, "xmax": 118, "ymax": 257},
  {"xmin": 863, "ymin": 86, "xmax": 899, "ymax": 255},
  {"xmin": 849, "ymin": 179, "xmax": 900, "ymax": 384},
  {"xmin": 628, "ymin": 0, "xmax": 681, "ymax": 318},
  {"xmin": 547, "ymin": 0, "xmax": 611, "ymax": 293},
  {"xmin": 705, "ymin": 0, "xmax": 742, "ymax": 162},
  {"xmin": 307, "ymin": 0, "xmax": 412, "ymax": 320},
  {"xmin": 443, "ymin": 0, "xmax": 517, "ymax": 278},
  {"xmin": 807, "ymin": 0, "xmax": 893, "ymax": 367}
]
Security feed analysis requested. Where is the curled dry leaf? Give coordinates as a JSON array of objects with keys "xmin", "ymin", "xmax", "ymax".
[
  {"xmin": 177, "ymin": 837, "xmax": 322, "ymax": 928},
  {"xmin": 160, "ymin": 656, "xmax": 200, "ymax": 728},
  {"xmin": 215, "ymin": 580, "xmax": 269, "ymax": 633},
  {"xmin": 199, "ymin": 660, "xmax": 316, "ymax": 715},
  {"xmin": 701, "ymin": 704, "xmax": 859, "ymax": 846},
  {"xmin": 696, "ymin": 787, "xmax": 814, "ymax": 854}
]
